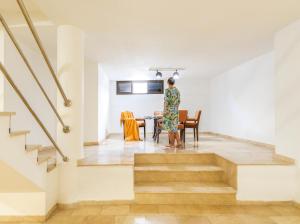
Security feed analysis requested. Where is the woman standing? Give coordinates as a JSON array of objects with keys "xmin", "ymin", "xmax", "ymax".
[{"xmin": 163, "ymin": 77, "xmax": 182, "ymax": 148}]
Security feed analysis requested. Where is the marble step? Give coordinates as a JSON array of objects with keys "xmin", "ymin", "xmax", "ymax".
[
  {"xmin": 25, "ymin": 144, "xmax": 42, "ymax": 152},
  {"xmin": 135, "ymin": 153, "xmax": 216, "ymax": 165},
  {"xmin": 135, "ymin": 182, "xmax": 236, "ymax": 194},
  {"xmin": 37, "ymin": 146, "xmax": 56, "ymax": 165},
  {"xmin": 134, "ymin": 164, "xmax": 224, "ymax": 183},
  {"xmin": 135, "ymin": 182, "xmax": 236, "ymax": 205},
  {"xmin": 10, "ymin": 130, "xmax": 30, "ymax": 137},
  {"xmin": 47, "ymin": 163, "xmax": 57, "ymax": 173},
  {"xmin": 0, "ymin": 112, "xmax": 16, "ymax": 116}
]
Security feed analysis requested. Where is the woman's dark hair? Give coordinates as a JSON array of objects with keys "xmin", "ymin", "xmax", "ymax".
[{"xmin": 167, "ymin": 77, "xmax": 175, "ymax": 85}]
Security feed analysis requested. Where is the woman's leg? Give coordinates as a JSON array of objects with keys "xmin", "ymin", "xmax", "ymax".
[
  {"xmin": 166, "ymin": 132, "xmax": 175, "ymax": 147},
  {"xmin": 174, "ymin": 131, "xmax": 182, "ymax": 147}
]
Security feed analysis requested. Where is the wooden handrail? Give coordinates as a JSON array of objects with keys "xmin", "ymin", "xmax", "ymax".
[
  {"xmin": 0, "ymin": 62, "xmax": 69, "ymax": 162},
  {"xmin": 16, "ymin": 0, "xmax": 71, "ymax": 107},
  {"xmin": 0, "ymin": 14, "xmax": 70, "ymax": 133}
]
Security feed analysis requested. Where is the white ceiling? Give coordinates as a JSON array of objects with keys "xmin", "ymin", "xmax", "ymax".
[{"xmin": 1, "ymin": 0, "xmax": 300, "ymax": 80}]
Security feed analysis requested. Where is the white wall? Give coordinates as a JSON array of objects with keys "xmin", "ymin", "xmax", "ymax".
[
  {"xmin": 84, "ymin": 60, "xmax": 98, "ymax": 142},
  {"xmin": 1, "ymin": 29, "xmax": 98, "ymax": 146},
  {"xmin": 78, "ymin": 166, "xmax": 134, "ymax": 201},
  {"xmin": 0, "ymin": 29, "xmax": 4, "ymax": 111},
  {"xmin": 209, "ymin": 53, "xmax": 275, "ymax": 144},
  {"xmin": 108, "ymin": 78, "xmax": 210, "ymax": 134},
  {"xmin": 98, "ymin": 66, "xmax": 110, "ymax": 141},
  {"xmin": 237, "ymin": 165, "xmax": 296, "ymax": 201},
  {"xmin": 3, "ymin": 32, "xmax": 57, "ymax": 146},
  {"xmin": 274, "ymin": 19, "xmax": 300, "ymax": 202},
  {"xmin": 176, "ymin": 77, "xmax": 210, "ymax": 130}
]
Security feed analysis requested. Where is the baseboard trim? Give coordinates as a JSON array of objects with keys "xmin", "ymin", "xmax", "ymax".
[
  {"xmin": 0, "ymin": 215, "xmax": 45, "ymax": 222},
  {"xmin": 236, "ymin": 200, "xmax": 294, "ymax": 205},
  {"xmin": 46, "ymin": 203, "xmax": 58, "ymax": 219},
  {"xmin": 84, "ymin": 141, "xmax": 99, "ymax": 147},
  {"xmin": 0, "ymin": 203, "xmax": 58, "ymax": 222},
  {"xmin": 56, "ymin": 200, "xmax": 298, "ymax": 208},
  {"xmin": 58, "ymin": 200, "xmax": 135, "ymax": 209},
  {"xmin": 204, "ymin": 131, "xmax": 275, "ymax": 150}
]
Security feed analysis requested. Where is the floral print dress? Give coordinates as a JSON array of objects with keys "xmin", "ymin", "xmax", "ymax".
[{"xmin": 163, "ymin": 87, "xmax": 180, "ymax": 132}]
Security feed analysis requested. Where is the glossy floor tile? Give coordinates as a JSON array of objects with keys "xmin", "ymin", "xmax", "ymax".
[{"xmin": 7, "ymin": 204, "xmax": 299, "ymax": 223}]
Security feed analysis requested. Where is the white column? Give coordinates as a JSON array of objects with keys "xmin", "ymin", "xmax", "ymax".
[
  {"xmin": 0, "ymin": 29, "xmax": 5, "ymax": 111},
  {"xmin": 274, "ymin": 19, "xmax": 300, "ymax": 203},
  {"xmin": 57, "ymin": 25, "xmax": 84, "ymax": 204}
]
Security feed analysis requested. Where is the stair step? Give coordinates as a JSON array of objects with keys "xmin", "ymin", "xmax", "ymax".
[
  {"xmin": 10, "ymin": 130, "xmax": 30, "ymax": 137},
  {"xmin": 135, "ymin": 165, "xmax": 224, "ymax": 183},
  {"xmin": 37, "ymin": 146, "xmax": 56, "ymax": 165},
  {"xmin": 47, "ymin": 163, "xmax": 57, "ymax": 172},
  {"xmin": 135, "ymin": 153, "xmax": 216, "ymax": 165},
  {"xmin": 25, "ymin": 144, "xmax": 42, "ymax": 152},
  {"xmin": 135, "ymin": 182, "xmax": 236, "ymax": 205},
  {"xmin": 0, "ymin": 112, "xmax": 16, "ymax": 116},
  {"xmin": 37, "ymin": 156, "xmax": 50, "ymax": 164},
  {"xmin": 38, "ymin": 146, "xmax": 56, "ymax": 153},
  {"xmin": 135, "ymin": 164, "xmax": 223, "ymax": 172},
  {"xmin": 135, "ymin": 182, "xmax": 236, "ymax": 194}
]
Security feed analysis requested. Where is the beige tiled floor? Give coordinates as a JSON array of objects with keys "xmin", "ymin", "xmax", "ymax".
[
  {"xmin": 7, "ymin": 204, "xmax": 299, "ymax": 224},
  {"xmin": 78, "ymin": 133, "xmax": 293, "ymax": 166}
]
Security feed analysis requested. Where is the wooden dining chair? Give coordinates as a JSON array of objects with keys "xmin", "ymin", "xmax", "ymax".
[
  {"xmin": 178, "ymin": 110, "xmax": 188, "ymax": 142},
  {"xmin": 121, "ymin": 111, "xmax": 146, "ymax": 139},
  {"xmin": 153, "ymin": 111, "xmax": 163, "ymax": 139},
  {"xmin": 185, "ymin": 110, "xmax": 202, "ymax": 141},
  {"xmin": 156, "ymin": 110, "xmax": 188, "ymax": 143}
]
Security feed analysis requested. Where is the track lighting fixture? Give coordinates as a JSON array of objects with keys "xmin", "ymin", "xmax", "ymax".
[
  {"xmin": 155, "ymin": 70, "xmax": 162, "ymax": 78},
  {"xmin": 173, "ymin": 70, "xmax": 179, "ymax": 79},
  {"xmin": 150, "ymin": 67, "xmax": 184, "ymax": 79}
]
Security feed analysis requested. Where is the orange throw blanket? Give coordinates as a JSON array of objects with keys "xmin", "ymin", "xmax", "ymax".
[{"xmin": 120, "ymin": 111, "xmax": 140, "ymax": 141}]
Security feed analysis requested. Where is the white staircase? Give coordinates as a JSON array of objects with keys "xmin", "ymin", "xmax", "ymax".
[{"xmin": 0, "ymin": 112, "xmax": 59, "ymax": 219}]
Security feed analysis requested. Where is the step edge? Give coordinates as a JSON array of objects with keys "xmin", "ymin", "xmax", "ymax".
[
  {"xmin": 0, "ymin": 112, "xmax": 16, "ymax": 116},
  {"xmin": 10, "ymin": 130, "xmax": 30, "ymax": 137}
]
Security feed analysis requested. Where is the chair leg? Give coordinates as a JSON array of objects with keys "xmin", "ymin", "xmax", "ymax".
[
  {"xmin": 184, "ymin": 129, "xmax": 186, "ymax": 143},
  {"xmin": 123, "ymin": 126, "xmax": 125, "ymax": 140},
  {"xmin": 153, "ymin": 120, "xmax": 156, "ymax": 139},
  {"xmin": 196, "ymin": 127, "xmax": 199, "ymax": 141},
  {"xmin": 157, "ymin": 129, "xmax": 160, "ymax": 143},
  {"xmin": 144, "ymin": 126, "xmax": 146, "ymax": 139},
  {"xmin": 193, "ymin": 128, "xmax": 195, "ymax": 141}
]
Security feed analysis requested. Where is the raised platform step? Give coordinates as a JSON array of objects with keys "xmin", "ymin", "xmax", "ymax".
[
  {"xmin": 135, "ymin": 153, "xmax": 216, "ymax": 165},
  {"xmin": 134, "ymin": 164, "xmax": 224, "ymax": 183},
  {"xmin": 135, "ymin": 182, "xmax": 236, "ymax": 194},
  {"xmin": 135, "ymin": 182, "xmax": 236, "ymax": 205},
  {"xmin": 135, "ymin": 164, "xmax": 223, "ymax": 172}
]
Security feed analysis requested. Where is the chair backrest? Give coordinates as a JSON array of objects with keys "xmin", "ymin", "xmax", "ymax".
[
  {"xmin": 121, "ymin": 111, "xmax": 134, "ymax": 125},
  {"xmin": 179, "ymin": 110, "xmax": 188, "ymax": 123},
  {"xmin": 195, "ymin": 110, "xmax": 202, "ymax": 125}
]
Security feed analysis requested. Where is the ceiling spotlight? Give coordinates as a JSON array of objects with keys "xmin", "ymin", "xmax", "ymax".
[
  {"xmin": 156, "ymin": 70, "xmax": 162, "ymax": 78},
  {"xmin": 173, "ymin": 70, "xmax": 179, "ymax": 79}
]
